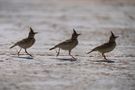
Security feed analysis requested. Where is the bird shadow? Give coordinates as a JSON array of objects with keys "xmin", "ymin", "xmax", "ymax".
[
  {"xmin": 11, "ymin": 55, "xmax": 34, "ymax": 59},
  {"xmin": 94, "ymin": 60, "xmax": 115, "ymax": 63},
  {"xmin": 18, "ymin": 56, "xmax": 33, "ymax": 59},
  {"xmin": 51, "ymin": 57, "xmax": 77, "ymax": 62}
]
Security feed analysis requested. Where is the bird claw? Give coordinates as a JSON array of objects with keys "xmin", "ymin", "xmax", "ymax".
[
  {"xmin": 28, "ymin": 54, "xmax": 33, "ymax": 57},
  {"xmin": 56, "ymin": 52, "xmax": 59, "ymax": 57},
  {"xmin": 71, "ymin": 56, "xmax": 77, "ymax": 61}
]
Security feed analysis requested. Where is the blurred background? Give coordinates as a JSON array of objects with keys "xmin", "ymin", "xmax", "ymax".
[{"xmin": 0, "ymin": 0, "xmax": 135, "ymax": 90}]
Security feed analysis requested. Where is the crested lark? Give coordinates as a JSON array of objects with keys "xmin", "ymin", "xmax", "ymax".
[
  {"xmin": 49, "ymin": 29, "xmax": 80, "ymax": 60},
  {"xmin": 10, "ymin": 27, "xmax": 38, "ymax": 56},
  {"xmin": 87, "ymin": 31, "xmax": 118, "ymax": 60}
]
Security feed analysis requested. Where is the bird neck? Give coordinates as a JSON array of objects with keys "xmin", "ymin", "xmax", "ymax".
[
  {"xmin": 71, "ymin": 36, "xmax": 77, "ymax": 41},
  {"xmin": 109, "ymin": 38, "xmax": 116, "ymax": 43}
]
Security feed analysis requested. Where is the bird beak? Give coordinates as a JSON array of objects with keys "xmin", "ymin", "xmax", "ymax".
[
  {"xmin": 77, "ymin": 33, "xmax": 81, "ymax": 36},
  {"xmin": 115, "ymin": 36, "xmax": 119, "ymax": 38},
  {"xmin": 34, "ymin": 32, "xmax": 38, "ymax": 34}
]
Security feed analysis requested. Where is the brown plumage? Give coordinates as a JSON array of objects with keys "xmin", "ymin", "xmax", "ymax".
[
  {"xmin": 10, "ymin": 27, "xmax": 38, "ymax": 56},
  {"xmin": 87, "ymin": 31, "xmax": 118, "ymax": 60},
  {"xmin": 50, "ymin": 29, "xmax": 80, "ymax": 60}
]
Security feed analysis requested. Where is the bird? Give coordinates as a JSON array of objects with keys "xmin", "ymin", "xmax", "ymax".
[
  {"xmin": 10, "ymin": 27, "xmax": 38, "ymax": 57},
  {"xmin": 49, "ymin": 29, "xmax": 80, "ymax": 60},
  {"xmin": 87, "ymin": 31, "xmax": 118, "ymax": 60}
]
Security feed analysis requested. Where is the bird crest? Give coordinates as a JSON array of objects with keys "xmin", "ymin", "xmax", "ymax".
[
  {"xmin": 111, "ymin": 31, "xmax": 115, "ymax": 37},
  {"xmin": 30, "ymin": 27, "xmax": 34, "ymax": 33},
  {"xmin": 73, "ymin": 29, "xmax": 80, "ymax": 36},
  {"xmin": 110, "ymin": 31, "xmax": 118, "ymax": 38},
  {"xmin": 29, "ymin": 27, "xmax": 38, "ymax": 34}
]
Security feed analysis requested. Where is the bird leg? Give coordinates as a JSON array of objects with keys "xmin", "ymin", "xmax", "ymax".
[
  {"xmin": 18, "ymin": 48, "xmax": 22, "ymax": 56},
  {"xmin": 102, "ymin": 53, "xmax": 108, "ymax": 60},
  {"xmin": 25, "ymin": 49, "xmax": 32, "ymax": 57},
  {"xmin": 69, "ymin": 50, "xmax": 76, "ymax": 60},
  {"xmin": 56, "ymin": 48, "xmax": 60, "ymax": 56}
]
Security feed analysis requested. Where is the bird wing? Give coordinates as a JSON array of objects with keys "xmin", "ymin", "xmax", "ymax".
[
  {"xmin": 95, "ymin": 42, "xmax": 110, "ymax": 50},
  {"xmin": 10, "ymin": 38, "xmax": 28, "ymax": 48},
  {"xmin": 49, "ymin": 39, "xmax": 73, "ymax": 50},
  {"xmin": 17, "ymin": 38, "xmax": 29, "ymax": 45},
  {"xmin": 56, "ymin": 39, "xmax": 72, "ymax": 46}
]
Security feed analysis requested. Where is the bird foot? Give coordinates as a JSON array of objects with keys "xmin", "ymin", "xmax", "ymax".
[{"xmin": 70, "ymin": 56, "xmax": 77, "ymax": 61}]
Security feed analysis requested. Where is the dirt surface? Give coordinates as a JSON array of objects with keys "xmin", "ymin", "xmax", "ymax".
[{"xmin": 0, "ymin": 0, "xmax": 135, "ymax": 90}]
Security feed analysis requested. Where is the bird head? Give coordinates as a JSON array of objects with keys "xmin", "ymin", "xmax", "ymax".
[
  {"xmin": 29, "ymin": 27, "xmax": 38, "ymax": 35},
  {"xmin": 72, "ymin": 29, "xmax": 81, "ymax": 39},
  {"xmin": 111, "ymin": 31, "xmax": 118, "ymax": 38},
  {"xmin": 28, "ymin": 27, "xmax": 38, "ymax": 38},
  {"xmin": 109, "ymin": 31, "xmax": 118, "ymax": 42}
]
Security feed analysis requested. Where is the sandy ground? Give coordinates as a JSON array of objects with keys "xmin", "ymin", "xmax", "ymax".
[{"xmin": 0, "ymin": 0, "xmax": 135, "ymax": 90}]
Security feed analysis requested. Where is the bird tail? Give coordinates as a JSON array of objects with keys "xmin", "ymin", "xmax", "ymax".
[
  {"xmin": 87, "ymin": 48, "xmax": 96, "ymax": 54},
  {"xmin": 49, "ymin": 45, "xmax": 57, "ymax": 50},
  {"xmin": 10, "ymin": 43, "xmax": 17, "ymax": 49}
]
